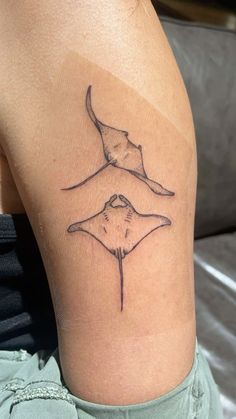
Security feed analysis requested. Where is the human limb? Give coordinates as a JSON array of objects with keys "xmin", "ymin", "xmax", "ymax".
[{"xmin": 0, "ymin": 0, "xmax": 197, "ymax": 405}]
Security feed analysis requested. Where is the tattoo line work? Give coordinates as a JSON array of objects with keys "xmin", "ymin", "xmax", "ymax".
[
  {"xmin": 67, "ymin": 194, "xmax": 171, "ymax": 311},
  {"xmin": 61, "ymin": 85, "xmax": 175, "ymax": 310},
  {"xmin": 61, "ymin": 86, "xmax": 174, "ymax": 196}
]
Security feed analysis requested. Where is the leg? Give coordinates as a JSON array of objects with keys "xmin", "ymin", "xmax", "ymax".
[{"xmin": 0, "ymin": 0, "xmax": 197, "ymax": 405}]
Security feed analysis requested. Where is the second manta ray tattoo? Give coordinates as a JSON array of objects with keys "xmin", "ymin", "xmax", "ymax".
[
  {"xmin": 62, "ymin": 86, "xmax": 174, "ymax": 196},
  {"xmin": 67, "ymin": 194, "xmax": 171, "ymax": 311}
]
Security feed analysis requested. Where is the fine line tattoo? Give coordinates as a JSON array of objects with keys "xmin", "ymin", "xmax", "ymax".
[
  {"xmin": 61, "ymin": 85, "xmax": 175, "ymax": 311},
  {"xmin": 67, "ymin": 194, "xmax": 171, "ymax": 311},
  {"xmin": 61, "ymin": 86, "xmax": 174, "ymax": 196}
]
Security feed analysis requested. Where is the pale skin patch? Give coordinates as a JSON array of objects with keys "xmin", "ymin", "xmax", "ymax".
[
  {"xmin": 4, "ymin": 54, "xmax": 194, "ymax": 389},
  {"xmin": 59, "ymin": 80, "xmax": 178, "ymax": 311},
  {"xmin": 42, "ymin": 51, "xmax": 195, "ymax": 328}
]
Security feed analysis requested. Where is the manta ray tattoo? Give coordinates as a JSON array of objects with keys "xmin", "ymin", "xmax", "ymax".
[
  {"xmin": 62, "ymin": 86, "xmax": 174, "ymax": 196},
  {"xmin": 67, "ymin": 194, "xmax": 171, "ymax": 311}
]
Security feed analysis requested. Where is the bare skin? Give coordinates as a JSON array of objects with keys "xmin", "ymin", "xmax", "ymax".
[{"xmin": 0, "ymin": 0, "xmax": 197, "ymax": 406}]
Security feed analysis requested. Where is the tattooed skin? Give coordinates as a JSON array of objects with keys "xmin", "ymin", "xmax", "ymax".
[
  {"xmin": 67, "ymin": 194, "xmax": 171, "ymax": 311},
  {"xmin": 62, "ymin": 86, "xmax": 174, "ymax": 196},
  {"xmin": 62, "ymin": 86, "xmax": 175, "ymax": 311}
]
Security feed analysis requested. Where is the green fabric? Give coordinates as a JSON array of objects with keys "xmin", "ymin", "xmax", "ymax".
[{"xmin": 0, "ymin": 340, "xmax": 223, "ymax": 418}]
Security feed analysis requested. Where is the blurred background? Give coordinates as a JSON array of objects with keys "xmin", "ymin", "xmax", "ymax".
[{"xmin": 152, "ymin": 0, "xmax": 236, "ymax": 30}]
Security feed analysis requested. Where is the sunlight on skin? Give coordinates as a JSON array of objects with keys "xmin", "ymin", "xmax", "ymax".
[{"xmin": 0, "ymin": 1, "xmax": 197, "ymax": 405}]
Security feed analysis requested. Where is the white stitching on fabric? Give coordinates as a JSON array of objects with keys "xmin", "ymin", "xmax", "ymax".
[
  {"xmin": 11, "ymin": 386, "xmax": 75, "ymax": 408},
  {"xmin": 0, "ymin": 380, "xmax": 24, "ymax": 393},
  {"xmin": 0, "ymin": 379, "xmax": 69, "ymax": 393}
]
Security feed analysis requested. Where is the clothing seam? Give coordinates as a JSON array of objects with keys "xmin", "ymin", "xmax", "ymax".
[
  {"xmin": 10, "ymin": 385, "xmax": 75, "ymax": 411},
  {"xmin": 0, "ymin": 380, "xmax": 24, "ymax": 393},
  {"xmin": 191, "ymin": 356, "xmax": 205, "ymax": 419}
]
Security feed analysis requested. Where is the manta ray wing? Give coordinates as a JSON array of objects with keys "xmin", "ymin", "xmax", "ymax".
[
  {"xmin": 121, "ymin": 212, "xmax": 171, "ymax": 256},
  {"xmin": 68, "ymin": 214, "xmax": 116, "ymax": 256},
  {"xmin": 130, "ymin": 171, "xmax": 175, "ymax": 196}
]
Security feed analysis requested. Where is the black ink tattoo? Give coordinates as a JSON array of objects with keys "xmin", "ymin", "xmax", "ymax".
[
  {"xmin": 62, "ymin": 85, "xmax": 175, "ymax": 311},
  {"xmin": 67, "ymin": 194, "xmax": 171, "ymax": 311},
  {"xmin": 61, "ymin": 86, "xmax": 174, "ymax": 196}
]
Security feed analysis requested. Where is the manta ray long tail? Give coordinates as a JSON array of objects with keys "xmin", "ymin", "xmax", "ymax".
[{"xmin": 117, "ymin": 248, "xmax": 124, "ymax": 312}]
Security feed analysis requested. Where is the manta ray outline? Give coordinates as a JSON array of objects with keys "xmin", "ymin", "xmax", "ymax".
[
  {"xmin": 62, "ymin": 86, "xmax": 175, "ymax": 197},
  {"xmin": 67, "ymin": 194, "xmax": 171, "ymax": 311}
]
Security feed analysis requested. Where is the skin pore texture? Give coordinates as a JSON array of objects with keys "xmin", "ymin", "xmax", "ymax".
[{"xmin": 0, "ymin": 0, "xmax": 197, "ymax": 406}]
